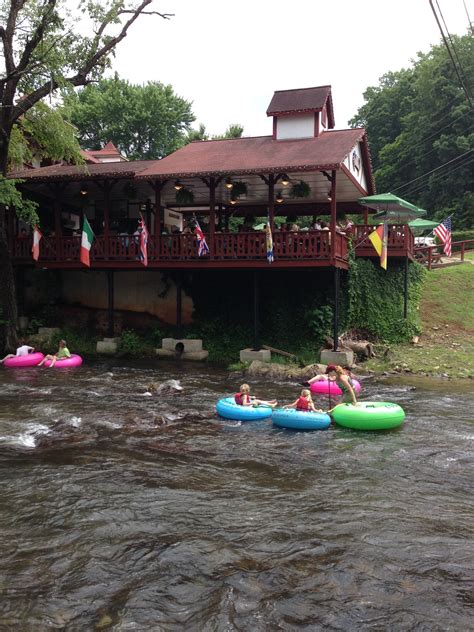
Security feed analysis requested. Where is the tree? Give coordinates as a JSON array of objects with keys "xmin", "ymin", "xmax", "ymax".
[
  {"xmin": 0, "ymin": 0, "xmax": 171, "ymax": 350},
  {"xmin": 185, "ymin": 121, "xmax": 244, "ymax": 143},
  {"xmin": 350, "ymin": 34, "xmax": 474, "ymax": 228},
  {"xmin": 65, "ymin": 75, "xmax": 195, "ymax": 160}
]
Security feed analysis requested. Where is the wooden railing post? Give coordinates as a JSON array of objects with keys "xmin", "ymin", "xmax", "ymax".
[
  {"xmin": 428, "ymin": 247, "xmax": 432, "ymax": 270},
  {"xmin": 209, "ymin": 176, "xmax": 216, "ymax": 258},
  {"xmin": 461, "ymin": 242, "xmax": 465, "ymax": 262}
]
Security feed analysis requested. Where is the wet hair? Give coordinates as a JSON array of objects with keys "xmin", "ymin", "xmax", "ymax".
[
  {"xmin": 59, "ymin": 339, "xmax": 67, "ymax": 346},
  {"xmin": 325, "ymin": 364, "xmax": 343, "ymax": 375},
  {"xmin": 301, "ymin": 388, "xmax": 311, "ymax": 397},
  {"xmin": 240, "ymin": 383, "xmax": 250, "ymax": 393}
]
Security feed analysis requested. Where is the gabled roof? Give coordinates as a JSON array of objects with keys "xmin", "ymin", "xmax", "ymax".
[
  {"xmin": 138, "ymin": 129, "xmax": 366, "ymax": 179},
  {"xmin": 267, "ymin": 86, "xmax": 335, "ymax": 128},
  {"xmin": 10, "ymin": 160, "xmax": 155, "ymax": 182}
]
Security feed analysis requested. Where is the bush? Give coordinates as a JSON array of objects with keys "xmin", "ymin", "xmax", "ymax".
[
  {"xmin": 50, "ymin": 327, "xmax": 98, "ymax": 355},
  {"xmin": 118, "ymin": 329, "xmax": 147, "ymax": 357}
]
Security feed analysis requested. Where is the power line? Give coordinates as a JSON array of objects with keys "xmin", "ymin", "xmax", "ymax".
[
  {"xmin": 429, "ymin": 0, "xmax": 473, "ymax": 108},
  {"xmin": 399, "ymin": 156, "xmax": 474, "ymax": 198},
  {"xmin": 462, "ymin": 0, "xmax": 473, "ymax": 34},
  {"xmin": 391, "ymin": 148, "xmax": 474, "ymax": 193},
  {"xmin": 435, "ymin": 0, "xmax": 473, "ymax": 97}
]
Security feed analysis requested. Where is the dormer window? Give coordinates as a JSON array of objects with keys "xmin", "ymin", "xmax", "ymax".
[{"xmin": 267, "ymin": 86, "xmax": 335, "ymax": 140}]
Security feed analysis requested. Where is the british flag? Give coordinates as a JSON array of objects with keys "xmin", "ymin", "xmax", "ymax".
[
  {"xmin": 194, "ymin": 220, "xmax": 209, "ymax": 257},
  {"xmin": 138, "ymin": 213, "xmax": 149, "ymax": 266}
]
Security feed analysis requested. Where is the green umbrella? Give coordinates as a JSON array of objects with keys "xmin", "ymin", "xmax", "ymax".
[
  {"xmin": 408, "ymin": 218, "xmax": 439, "ymax": 234},
  {"xmin": 359, "ymin": 193, "xmax": 427, "ymax": 222},
  {"xmin": 253, "ymin": 223, "xmax": 266, "ymax": 230}
]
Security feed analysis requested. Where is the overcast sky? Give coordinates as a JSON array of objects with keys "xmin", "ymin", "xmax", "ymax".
[{"xmin": 113, "ymin": 0, "xmax": 472, "ymax": 137}]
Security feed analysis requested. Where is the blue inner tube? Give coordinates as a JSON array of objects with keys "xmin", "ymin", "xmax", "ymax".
[
  {"xmin": 216, "ymin": 397, "xmax": 273, "ymax": 421},
  {"xmin": 272, "ymin": 408, "xmax": 331, "ymax": 431}
]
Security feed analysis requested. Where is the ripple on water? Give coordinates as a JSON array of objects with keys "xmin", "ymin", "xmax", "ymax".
[{"xmin": 0, "ymin": 365, "xmax": 473, "ymax": 629}]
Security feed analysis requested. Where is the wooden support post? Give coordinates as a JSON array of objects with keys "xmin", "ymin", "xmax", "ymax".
[
  {"xmin": 333, "ymin": 267, "xmax": 340, "ymax": 351},
  {"xmin": 107, "ymin": 270, "xmax": 114, "ymax": 337},
  {"xmin": 461, "ymin": 242, "xmax": 465, "ymax": 262},
  {"xmin": 363, "ymin": 206, "xmax": 369, "ymax": 224},
  {"xmin": 154, "ymin": 180, "xmax": 162, "ymax": 256},
  {"xmin": 209, "ymin": 176, "xmax": 216, "ymax": 256},
  {"xmin": 403, "ymin": 256, "xmax": 409, "ymax": 319},
  {"xmin": 253, "ymin": 270, "xmax": 260, "ymax": 351},
  {"xmin": 428, "ymin": 248, "xmax": 433, "ymax": 270},
  {"xmin": 176, "ymin": 274, "xmax": 182, "ymax": 338},
  {"xmin": 268, "ymin": 175, "xmax": 275, "ymax": 230},
  {"xmin": 330, "ymin": 170, "xmax": 337, "ymax": 261}
]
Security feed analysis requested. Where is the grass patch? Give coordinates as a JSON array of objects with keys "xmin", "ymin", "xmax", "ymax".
[{"xmin": 365, "ymin": 262, "xmax": 474, "ymax": 378}]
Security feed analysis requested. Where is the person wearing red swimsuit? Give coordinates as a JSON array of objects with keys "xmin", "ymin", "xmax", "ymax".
[
  {"xmin": 234, "ymin": 383, "xmax": 277, "ymax": 408},
  {"xmin": 283, "ymin": 388, "xmax": 322, "ymax": 412}
]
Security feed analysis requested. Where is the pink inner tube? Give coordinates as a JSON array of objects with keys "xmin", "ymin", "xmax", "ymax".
[
  {"xmin": 43, "ymin": 354, "xmax": 83, "ymax": 368},
  {"xmin": 310, "ymin": 377, "xmax": 361, "ymax": 396},
  {"xmin": 4, "ymin": 352, "xmax": 44, "ymax": 368}
]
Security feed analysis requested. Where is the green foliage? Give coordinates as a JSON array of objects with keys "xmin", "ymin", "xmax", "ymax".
[
  {"xmin": 186, "ymin": 122, "xmax": 244, "ymax": 143},
  {"xmin": 0, "ymin": 176, "xmax": 39, "ymax": 226},
  {"xmin": 9, "ymin": 102, "xmax": 83, "ymax": 170},
  {"xmin": 289, "ymin": 180, "xmax": 311, "ymax": 198},
  {"xmin": 118, "ymin": 329, "xmax": 146, "ymax": 357},
  {"xmin": 350, "ymin": 34, "xmax": 474, "ymax": 229},
  {"xmin": 175, "ymin": 188, "xmax": 195, "ymax": 205},
  {"xmin": 347, "ymin": 258, "xmax": 427, "ymax": 342},
  {"xmin": 65, "ymin": 75, "xmax": 195, "ymax": 160},
  {"xmin": 306, "ymin": 305, "xmax": 333, "ymax": 340}
]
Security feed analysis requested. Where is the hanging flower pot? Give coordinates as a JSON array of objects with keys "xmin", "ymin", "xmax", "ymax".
[
  {"xmin": 176, "ymin": 187, "xmax": 194, "ymax": 205},
  {"xmin": 289, "ymin": 180, "xmax": 311, "ymax": 198}
]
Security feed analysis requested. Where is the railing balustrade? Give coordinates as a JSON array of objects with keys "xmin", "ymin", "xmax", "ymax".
[{"xmin": 11, "ymin": 230, "xmax": 345, "ymax": 265}]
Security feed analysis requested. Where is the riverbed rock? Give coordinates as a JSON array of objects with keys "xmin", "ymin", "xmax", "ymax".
[
  {"xmin": 246, "ymin": 361, "xmax": 327, "ymax": 381},
  {"xmin": 145, "ymin": 379, "xmax": 183, "ymax": 395}
]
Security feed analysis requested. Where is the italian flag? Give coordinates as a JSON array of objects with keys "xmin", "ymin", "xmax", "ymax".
[
  {"xmin": 80, "ymin": 216, "xmax": 94, "ymax": 267},
  {"xmin": 32, "ymin": 225, "xmax": 42, "ymax": 261}
]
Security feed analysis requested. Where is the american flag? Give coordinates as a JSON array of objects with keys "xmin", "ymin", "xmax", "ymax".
[
  {"xmin": 138, "ymin": 213, "xmax": 149, "ymax": 266},
  {"xmin": 434, "ymin": 216, "xmax": 452, "ymax": 257},
  {"xmin": 194, "ymin": 220, "xmax": 209, "ymax": 257}
]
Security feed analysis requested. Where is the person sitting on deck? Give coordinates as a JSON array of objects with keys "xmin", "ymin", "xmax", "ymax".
[
  {"xmin": 234, "ymin": 384, "xmax": 277, "ymax": 408},
  {"xmin": 284, "ymin": 389, "xmax": 322, "ymax": 412},
  {"xmin": 0, "ymin": 339, "xmax": 35, "ymax": 363},
  {"xmin": 38, "ymin": 339, "xmax": 71, "ymax": 368}
]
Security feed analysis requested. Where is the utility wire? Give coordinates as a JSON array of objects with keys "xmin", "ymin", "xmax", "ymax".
[
  {"xmin": 463, "ymin": 0, "xmax": 473, "ymax": 33},
  {"xmin": 399, "ymin": 156, "xmax": 474, "ymax": 198},
  {"xmin": 435, "ymin": 0, "xmax": 473, "ymax": 97},
  {"xmin": 429, "ymin": 0, "xmax": 473, "ymax": 108},
  {"xmin": 391, "ymin": 148, "xmax": 473, "ymax": 193}
]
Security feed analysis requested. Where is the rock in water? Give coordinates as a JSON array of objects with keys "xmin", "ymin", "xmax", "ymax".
[{"xmin": 145, "ymin": 379, "xmax": 183, "ymax": 395}]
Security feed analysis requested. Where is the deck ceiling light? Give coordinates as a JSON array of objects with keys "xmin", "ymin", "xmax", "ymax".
[
  {"xmin": 276, "ymin": 191, "xmax": 284, "ymax": 204},
  {"xmin": 229, "ymin": 195, "xmax": 237, "ymax": 205},
  {"xmin": 327, "ymin": 189, "xmax": 332, "ymax": 201},
  {"xmin": 80, "ymin": 184, "xmax": 88, "ymax": 196},
  {"xmin": 280, "ymin": 174, "xmax": 290, "ymax": 187},
  {"xmin": 224, "ymin": 177, "xmax": 233, "ymax": 190},
  {"xmin": 174, "ymin": 179, "xmax": 184, "ymax": 191}
]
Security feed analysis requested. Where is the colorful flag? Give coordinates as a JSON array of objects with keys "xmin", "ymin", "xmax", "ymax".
[
  {"xmin": 368, "ymin": 223, "xmax": 388, "ymax": 270},
  {"xmin": 80, "ymin": 215, "xmax": 94, "ymax": 267},
  {"xmin": 434, "ymin": 216, "xmax": 452, "ymax": 257},
  {"xmin": 194, "ymin": 220, "xmax": 209, "ymax": 257},
  {"xmin": 265, "ymin": 219, "xmax": 273, "ymax": 263},
  {"xmin": 138, "ymin": 213, "xmax": 149, "ymax": 266},
  {"xmin": 31, "ymin": 226, "xmax": 42, "ymax": 261}
]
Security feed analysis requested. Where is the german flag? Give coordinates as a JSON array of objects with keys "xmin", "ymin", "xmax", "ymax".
[{"xmin": 368, "ymin": 224, "xmax": 388, "ymax": 270}]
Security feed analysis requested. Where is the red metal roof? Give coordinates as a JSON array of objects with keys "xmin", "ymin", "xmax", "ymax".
[
  {"xmin": 10, "ymin": 160, "xmax": 155, "ymax": 181},
  {"xmin": 267, "ymin": 86, "xmax": 335, "ymax": 127},
  {"xmin": 138, "ymin": 129, "xmax": 366, "ymax": 179}
]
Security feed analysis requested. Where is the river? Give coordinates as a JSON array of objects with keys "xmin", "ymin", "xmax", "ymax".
[{"xmin": 0, "ymin": 361, "xmax": 473, "ymax": 630}]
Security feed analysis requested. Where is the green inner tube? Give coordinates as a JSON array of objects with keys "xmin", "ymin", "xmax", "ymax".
[{"xmin": 332, "ymin": 401, "xmax": 405, "ymax": 430}]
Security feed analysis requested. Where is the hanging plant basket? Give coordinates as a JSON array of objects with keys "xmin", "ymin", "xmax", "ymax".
[
  {"xmin": 176, "ymin": 187, "xmax": 194, "ymax": 205},
  {"xmin": 232, "ymin": 181, "xmax": 248, "ymax": 198},
  {"xmin": 123, "ymin": 182, "xmax": 137, "ymax": 199},
  {"xmin": 289, "ymin": 180, "xmax": 311, "ymax": 198}
]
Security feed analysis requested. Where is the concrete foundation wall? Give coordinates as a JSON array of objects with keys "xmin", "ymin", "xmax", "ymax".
[{"xmin": 23, "ymin": 269, "xmax": 193, "ymax": 325}]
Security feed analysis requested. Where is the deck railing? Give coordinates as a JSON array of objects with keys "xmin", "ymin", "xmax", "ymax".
[
  {"xmin": 11, "ymin": 230, "xmax": 347, "ymax": 265},
  {"xmin": 353, "ymin": 224, "xmax": 414, "ymax": 253},
  {"xmin": 414, "ymin": 239, "xmax": 474, "ymax": 269}
]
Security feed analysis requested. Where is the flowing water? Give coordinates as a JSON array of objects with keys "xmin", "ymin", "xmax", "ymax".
[{"xmin": 0, "ymin": 361, "xmax": 473, "ymax": 631}]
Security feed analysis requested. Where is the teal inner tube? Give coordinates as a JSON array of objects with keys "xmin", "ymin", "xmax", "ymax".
[
  {"xmin": 216, "ymin": 397, "xmax": 273, "ymax": 421},
  {"xmin": 272, "ymin": 408, "xmax": 331, "ymax": 431},
  {"xmin": 332, "ymin": 401, "xmax": 405, "ymax": 430}
]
